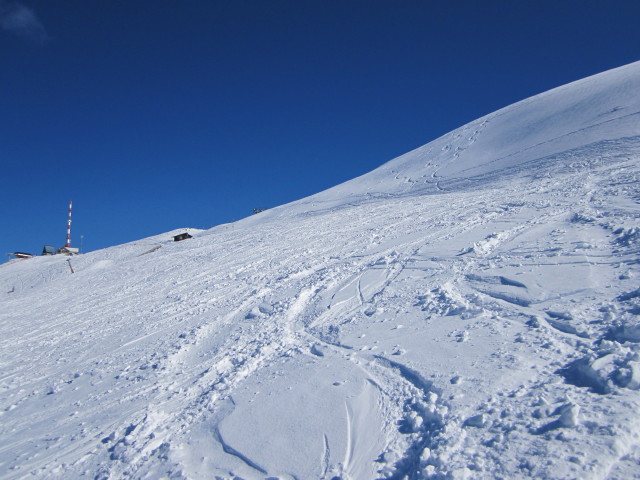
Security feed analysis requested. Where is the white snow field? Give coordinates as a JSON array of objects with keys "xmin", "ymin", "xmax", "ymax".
[{"xmin": 2, "ymin": 61, "xmax": 640, "ymax": 480}]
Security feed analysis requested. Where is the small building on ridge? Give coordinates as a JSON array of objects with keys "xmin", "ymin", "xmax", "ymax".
[{"xmin": 173, "ymin": 232, "xmax": 193, "ymax": 242}]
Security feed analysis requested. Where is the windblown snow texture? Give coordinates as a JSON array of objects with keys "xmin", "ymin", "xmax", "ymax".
[{"xmin": 2, "ymin": 61, "xmax": 640, "ymax": 479}]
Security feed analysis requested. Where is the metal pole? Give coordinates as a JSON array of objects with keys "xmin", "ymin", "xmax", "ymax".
[{"xmin": 66, "ymin": 201, "xmax": 73, "ymax": 247}]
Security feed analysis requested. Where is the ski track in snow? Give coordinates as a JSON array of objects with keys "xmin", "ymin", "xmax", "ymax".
[{"xmin": 2, "ymin": 61, "xmax": 640, "ymax": 479}]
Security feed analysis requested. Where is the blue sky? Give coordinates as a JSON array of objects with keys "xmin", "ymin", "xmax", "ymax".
[{"xmin": 1, "ymin": 1, "xmax": 639, "ymax": 259}]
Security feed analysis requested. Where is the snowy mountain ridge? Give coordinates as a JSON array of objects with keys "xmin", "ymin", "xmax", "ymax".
[
  {"xmin": 1, "ymin": 61, "xmax": 640, "ymax": 479},
  {"xmin": 234, "ymin": 60, "xmax": 636, "ymax": 230}
]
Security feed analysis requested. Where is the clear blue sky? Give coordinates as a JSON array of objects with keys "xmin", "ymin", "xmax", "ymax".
[{"xmin": 2, "ymin": 1, "xmax": 639, "ymax": 259}]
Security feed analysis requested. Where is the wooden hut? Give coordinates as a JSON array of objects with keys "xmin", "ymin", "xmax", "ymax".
[{"xmin": 173, "ymin": 232, "xmax": 192, "ymax": 242}]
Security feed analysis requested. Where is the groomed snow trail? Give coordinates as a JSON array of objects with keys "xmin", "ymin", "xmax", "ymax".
[{"xmin": 1, "ymin": 61, "xmax": 640, "ymax": 479}]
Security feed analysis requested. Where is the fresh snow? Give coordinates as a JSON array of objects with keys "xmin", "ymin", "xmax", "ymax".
[{"xmin": 2, "ymin": 61, "xmax": 640, "ymax": 480}]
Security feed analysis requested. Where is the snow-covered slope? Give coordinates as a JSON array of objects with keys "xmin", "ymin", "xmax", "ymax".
[{"xmin": 2, "ymin": 62, "xmax": 640, "ymax": 480}]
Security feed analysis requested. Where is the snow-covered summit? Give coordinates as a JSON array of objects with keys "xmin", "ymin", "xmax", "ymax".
[
  {"xmin": 322, "ymin": 60, "xmax": 640, "ymax": 198},
  {"xmin": 1, "ymin": 62, "xmax": 640, "ymax": 479}
]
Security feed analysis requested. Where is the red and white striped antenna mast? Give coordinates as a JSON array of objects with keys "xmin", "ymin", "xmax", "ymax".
[{"xmin": 65, "ymin": 201, "xmax": 73, "ymax": 247}]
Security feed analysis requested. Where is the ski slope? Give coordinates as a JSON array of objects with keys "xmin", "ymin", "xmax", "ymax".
[{"xmin": 1, "ymin": 61, "xmax": 640, "ymax": 479}]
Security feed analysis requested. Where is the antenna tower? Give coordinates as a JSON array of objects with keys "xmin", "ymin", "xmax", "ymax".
[{"xmin": 66, "ymin": 201, "xmax": 73, "ymax": 247}]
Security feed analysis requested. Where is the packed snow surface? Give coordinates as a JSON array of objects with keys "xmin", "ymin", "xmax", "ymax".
[{"xmin": 2, "ymin": 61, "xmax": 640, "ymax": 479}]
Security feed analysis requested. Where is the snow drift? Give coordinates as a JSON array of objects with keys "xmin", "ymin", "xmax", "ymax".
[{"xmin": 1, "ymin": 61, "xmax": 640, "ymax": 480}]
